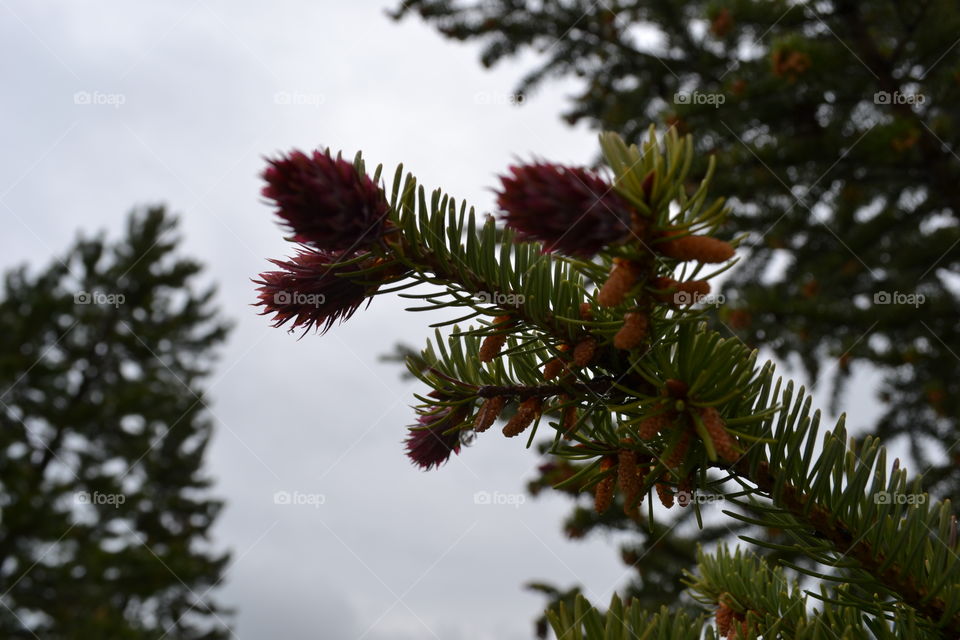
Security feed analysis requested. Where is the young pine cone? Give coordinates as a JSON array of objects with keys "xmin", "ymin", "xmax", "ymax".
[
  {"xmin": 618, "ymin": 448, "xmax": 641, "ymax": 510},
  {"xmin": 594, "ymin": 457, "xmax": 616, "ymax": 514},
  {"xmin": 579, "ymin": 302, "xmax": 594, "ymax": 321},
  {"xmin": 572, "ymin": 337, "xmax": 597, "ymax": 367},
  {"xmin": 613, "ymin": 312, "xmax": 648, "ymax": 350},
  {"xmin": 479, "ymin": 315, "xmax": 513, "ymax": 362},
  {"xmin": 542, "ymin": 357, "xmax": 567, "ymax": 380},
  {"xmin": 637, "ymin": 412, "xmax": 670, "ymax": 440},
  {"xmin": 716, "ymin": 601, "xmax": 734, "ymax": 637},
  {"xmin": 597, "ymin": 259, "xmax": 641, "ymax": 307},
  {"xmin": 560, "ymin": 400, "xmax": 578, "ymax": 439},
  {"xmin": 655, "ymin": 480, "xmax": 674, "ymax": 509},
  {"xmin": 474, "ymin": 396, "xmax": 506, "ymax": 433},
  {"xmin": 699, "ymin": 406, "xmax": 739, "ymax": 462},
  {"xmin": 665, "ymin": 378, "xmax": 688, "ymax": 397},
  {"xmin": 658, "ymin": 234, "xmax": 734, "ymax": 264},
  {"xmin": 502, "ymin": 397, "xmax": 541, "ymax": 437}
]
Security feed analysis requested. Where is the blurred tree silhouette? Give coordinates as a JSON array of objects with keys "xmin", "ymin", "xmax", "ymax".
[
  {"xmin": 392, "ymin": 0, "xmax": 960, "ymax": 626},
  {"xmin": 0, "ymin": 208, "xmax": 231, "ymax": 639}
]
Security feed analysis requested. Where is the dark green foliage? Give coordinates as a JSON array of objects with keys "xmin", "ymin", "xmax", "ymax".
[
  {"xmin": 393, "ymin": 0, "xmax": 960, "ymax": 625},
  {"xmin": 0, "ymin": 208, "xmax": 231, "ymax": 639},
  {"xmin": 392, "ymin": 0, "xmax": 960, "ymax": 488},
  {"xmin": 262, "ymin": 131, "xmax": 960, "ymax": 637}
]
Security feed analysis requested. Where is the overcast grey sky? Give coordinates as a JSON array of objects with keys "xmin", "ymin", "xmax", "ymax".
[
  {"xmin": 0, "ymin": 2, "xmax": 640, "ymax": 638},
  {"xmin": 1, "ymin": 2, "xmax": 893, "ymax": 638}
]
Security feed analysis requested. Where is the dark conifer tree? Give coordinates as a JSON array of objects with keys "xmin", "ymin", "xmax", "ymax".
[{"xmin": 0, "ymin": 208, "xmax": 231, "ymax": 639}]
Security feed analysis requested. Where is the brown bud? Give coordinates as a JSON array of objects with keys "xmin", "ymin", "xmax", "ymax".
[
  {"xmin": 665, "ymin": 378, "xmax": 688, "ymax": 398},
  {"xmin": 618, "ymin": 448, "xmax": 641, "ymax": 512},
  {"xmin": 613, "ymin": 312, "xmax": 648, "ymax": 350},
  {"xmin": 502, "ymin": 397, "xmax": 541, "ymax": 438},
  {"xmin": 638, "ymin": 412, "xmax": 669, "ymax": 440},
  {"xmin": 479, "ymin": 334, "xmax": 507, "ymax": 362},
  {"xmin": 542, "ymin": 357, "xmax": 567, "ymax": 381},
  {"xmin": 635, "ymin": 464, "xmax": 649, "ymax": 487},
  {"xmin": 579, "ymin": 302, "xmax": 594, "ymax": 320},
  {"xmin": 572, "ymin": 337, "xmax": 597, "ymax": 367},
  {"xmin": 659, "ymin": 234, "xmax": 734, "ymax": 263},
  {"xmin": 716, "ymin": 601, "xmax": 733, "ymax": 637},
  {"xmin": 597, "ymin": 259, "xmax": 641, "ymax": 307},
  {"xmin": 700, "ymin": 406, "xmax": 738, "ymax": 462},
  {"xmin": 594, "ymin": 457, "xmax": 616, "ymax": 514},
  {"xmin": 479, "ymin": 315, "xmax": 513, "ymax": 362},
  {"xmin": 474, "ymin": 396, "xmax": 506, "ymax": 433},
  {"xmin": 655, "ymin": 481, "xmax": 674, "ymax": 509}
]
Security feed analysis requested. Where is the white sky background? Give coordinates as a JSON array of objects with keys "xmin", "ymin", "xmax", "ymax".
[
  {"xmin": 0, "ymin": 2, "xmax": 892, "ymax": 639},
  {"xmin": 0, "ymin": 2, "xmax": 632, "ymax": 639}
]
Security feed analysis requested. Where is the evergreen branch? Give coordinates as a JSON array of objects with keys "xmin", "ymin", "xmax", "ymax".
[
  {"xmin": 255, "ymin": 126, "xmax": 959, "ymax": 637},
  {"xmin": 475, "ymin": 377, "xmax": 619, "ymax": 400},
  {"xmin": 725, "ymin": 454, "xmax": 960, "ymax": 635}
]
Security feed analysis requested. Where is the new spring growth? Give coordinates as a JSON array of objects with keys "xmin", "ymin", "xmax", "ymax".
[
  {"xmin": 502, "ymin": 397, "xmax": 542, "ymax": 438},
  {"xmin": 497, "ymin": 163, "xmax": 634, "ymax": 257},
  {"xmin": 254, "ymin": 129, "xmax": 741, "ymax": 483},
  {"xmin": 614, "ymin": 312, "xmax": 648, "ymax": 350},
  {"xmin": 597, "ymin": 258, "xmax": 642, "ymax": 307},
  {"xmin": 594, "ymin": 456, "xmax": 616, "ymax": 514},
  {"xmin": 479, "ymin": 315, "xmax": 514, "ymax": 362},
  {"xmin": 542, "ymin": 344, "xmax": 569, "ymax": 380},
  {"xmin": 474, "ymin": 396, "xmax": 506, "ymax": 433},
  {"xmin": 658, "ymin": 232, "xmax": 734, "ymax": 263},
  {"xmin": 572, "ymin": 337, "xmax": 597, "ymax": 367},
  {"xmin": 618, "ymin": 445, "xmax": 642, "ymax": 515}
]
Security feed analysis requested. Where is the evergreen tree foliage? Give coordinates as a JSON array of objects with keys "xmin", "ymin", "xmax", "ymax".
[
  {"xmin": 254, "ymin": 129, "xmax": 960, "ymax": 638},
  {"xmin": 0, "ymin": 208, "xmax": 232, "ymax": 639},
  {"xmin": 390, "ymin": 0, "xmax": 960, "ymax": 620},
  {"xmin": 390, "ymin": 0, "xmax": 960, "ymax": 486}
]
